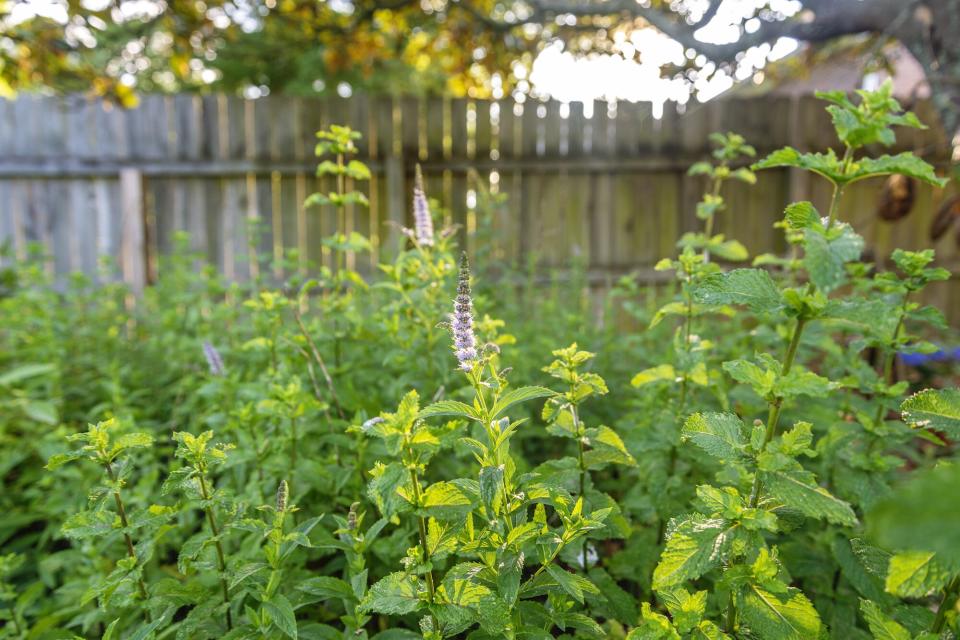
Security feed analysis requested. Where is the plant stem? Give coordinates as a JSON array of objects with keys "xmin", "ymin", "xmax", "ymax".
[
  {"xmin": 701, "ymin": 174, "xmax": 723, "ymax": 263},
  {"xmin": 198, "ymin": 474, "xmax": 233, "ymax": 630},
  {"xmin": 408, "ymin": 466, "xmax": 439, "ymax": 633},
  {"xmin": 872, "ymin": 292, "xmax": 910, "ymax": 427},
  {"xmin": 571, "ymin": 402, "xmax": 588, "ymax": 572},
  {"xmin": 8, "ymin": 606, "xmax": 21, "ymax": 635},
  {"xmin": 724, "ymin": 590, "xmax": 736, "ymax": 633},
  {"xmin": 103, "ymin": 460, "xmax": 150, "ymax": 606},
  {"xmin": 933, "ymin": 575, "xmax": 960, "ymax": 633},
  {"xmin": 748, "ymin": 316, "xmax": 808, "ymax": 508},
  {"xmin": 292, "ymin": 308, "xmax": 345, "ymax": 419}
]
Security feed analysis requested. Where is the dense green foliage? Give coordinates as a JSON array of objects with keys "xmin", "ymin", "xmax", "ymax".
[{"xmin": 1, "ymin": 81, "xmax": 959, "ymax": 640}]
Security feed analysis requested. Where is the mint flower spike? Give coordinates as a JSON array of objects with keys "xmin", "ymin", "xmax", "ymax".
[
  {"xmin": 202, "ymin": 341, "xmax": 225, "ymax": 376},
  {"xmin": 276, "ymin": 479, "xmax": 289, "ymax": 512},
  {"xmin": 412, "ymin": 164, "xmax": 435, "ymax": 247},
  {"xmin": 450, "ymin": 253, "xmax": 477, "ymax": 372}
]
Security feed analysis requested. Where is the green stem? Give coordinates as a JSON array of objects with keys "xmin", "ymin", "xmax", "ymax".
[
  {"xmin": 702, "ymin": 173, "xmax": 723, "ymax": 263},
  {"xmin": 748, "ymin": 316, "xmax": 808, "ymax": 508},
  {"xmin": 933, "ymin": 575, "xmax": 960, "ymax": 633},
  {"xmin": 103, "ymin": 461, "xmax": 150, "ymax": 606},
  {"xmin": 872, "ymin": 292, "xmax": 911, "ymax": 427},
  {"xmin": 826, "ymin": 147, "xmax": 852, "ymax": 230},
  {"xmin": 198, "ymin": 474, "xmax": 233, "ymax": 630},
  {"xmin": 409, "ymin": 466, "xmax": 439, "ymax": 633},
  {"xmin": 8, "ymin": 606, "xmax": 21, "ymax": 635},
  {"xmin": 571, "ymin": 402, "xmax": 588, "ymax": 572},
  {"xmin": 724, "ymin": 590, "xmax": 736, "ymax": 633}
]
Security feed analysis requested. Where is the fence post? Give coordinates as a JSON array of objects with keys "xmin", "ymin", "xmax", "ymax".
[
  {"xmin": 383, "ymin": 154, "xmax": 406, "ymax": 260},
  {"xmin": 119, "ymin": 168, "xmax": 148, "ymax": 294}
]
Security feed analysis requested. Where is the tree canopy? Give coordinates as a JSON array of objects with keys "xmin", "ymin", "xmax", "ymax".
[{"xmin": 1, "ymin": 0, "xmax": 958, "ymax": 134}]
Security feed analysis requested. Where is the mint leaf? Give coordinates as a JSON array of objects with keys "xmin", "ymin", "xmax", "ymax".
[
  {"xmin": 693, "ymin": 269, "xmax": 781, "ymax": 313},
  {"xmin": 682, "ymin": 413, "xmax": 748, "ymax": 461},
  {"xmin": 901, "ymin": 388, "xmax": 960, "ymax": 436},
  {"xmin": 761, "ymin": 468, "xmax": 857, "ymax": 526},
  {"xmin": 361, "ymin": 573, "xmax": 421, "ymax": 615},
  {"xmin": 737, "ymin": 584, "xmax": 820, "ymax": 640},
  {"xmin": 859, "ymin": 599, "xmax": 911, "ymax": 640},
  {"xmin": 653, "ymin": 516, "xmax": 736, "ymax": 590},
  {"xmin": 884, "ymin": 551, "xmax": 952, "ymax": 598}
]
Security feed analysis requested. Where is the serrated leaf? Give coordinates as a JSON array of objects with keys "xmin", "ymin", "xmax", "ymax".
[
  {"xmin": 737, "ymin": 584, "xmax": 820, "ymax": 640},
  {"xmin": 490, "ymin": 386, "xmax": 553, "ymax": 420},
  {"xmin": 693, "ymin": 269, "xmax": 781, "ymax": 313},
  {"xmin": 653, "ymin": 517, "xmax": 736, "ymax": 590},
  {"xmin": 298, "ymin": 576, "xmax": 357, "ymax": 601},
  {"xmin": 681, "ymin": 412, "xmax": 747, "ymax": 460},
  {"xmin": 849, "ymin": 154, "xmax": 947, "ymax": 187},
  {"xmin": 784, "ymin": 202, "xmax": 820, "ymax": 230},
  {"xmin": 884, "ymin": 551, "xmax": 952, "ymax": 598},
  {"xmin": 420, "ymin": 481, "xmax": 472, "ymax": 519},
  {"xmin": 545, "ymin": 564, "xmax": 599, "ymax": 603},
  {"xmin": 803, "ymin": 223, "xmax": 863, "ymax": 291},
  {"xmin": 900, "ymin": 388, "xmax": 960, "ymax": 435},
  {"xmin": 360, "ymin": 572, "xmax": 421, "ymax": 615},
  {"xmin": 418, "ymin": 400, "xmax": 479, "ymax": 421},
  {"xmin": 761, "ymin": 469, "xmax": 857, "ymax": 526},
  {"xmin": 859, "ymin": 599, "xmax": 910, "ymax": 640},
  {"xmin": 263, "ymin": 593, "xmax": 298, "ymax": 639}
]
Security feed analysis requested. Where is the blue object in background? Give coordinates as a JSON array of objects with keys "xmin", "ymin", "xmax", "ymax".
[{"xmin": 900, "ymin": 347, "xmax": 960, "ymax": 367}]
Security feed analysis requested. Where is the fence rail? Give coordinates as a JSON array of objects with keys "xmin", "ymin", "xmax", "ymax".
[{"xmin": 1, "ymin": 92, "xmax": 958, "ymax": 318}]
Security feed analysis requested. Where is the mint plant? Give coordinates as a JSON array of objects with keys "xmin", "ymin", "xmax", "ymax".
[
  {"xmin": 647, "ymin": 79, "xmax": 950, "ymax": 638},
  {"xmin": 8, "ymin": 80, "xmax": 956, "ymax": 640},
  {"xmin": 166, "ymin": 430, "xmax": 235, "ymax": 630}
]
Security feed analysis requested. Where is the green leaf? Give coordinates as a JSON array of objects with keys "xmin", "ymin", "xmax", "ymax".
[
  {"xmin": 847, "ymin": 154, "xmax": 947, "ymax": 188},
  {"xmin": 650, "ymin": 302, "xmax": 688, "ymax": 328},
  {"xmin": 23, "ymin": 400, "xmax": 58, "ymax": 425},
  {"xmin": 263, "ymin": 593, "xmax": 298, "ymax": 639},
  {"xmin": 360, "ymin": 572, "xmax": 421, "ymax": 615},
  {"xmin": 585, "ymin": 425, "xmax": 636, "ymax": 467},
  {"xmin": 760, "ymin": 469, "xmax": 857, "ymax": 526},
  {"xmin": 754, "ymin": 147, "xmax": 845, "ymax": 184},
  {"xmin": 681, "ymin": 413, "xmax": 747, "ymax": 461},
  {"xmin": 631, "ymin": 364, "xmax": 676, "ymax": 388},
  {"xmin": 45, "ymin": 451, "xmax": 82, "ymax": 470},
  {"xmin": 868, "ymin": 463, "xmax": 960, "ymax": 566},
  {"xmin": 803, "ymin": 223, "xmax": 864, "ymax": 291},
  {"xmin": 859, "ymin": 599, "xmax": 910, "ymax": 640},
  {"xmin": 418, "ymin": 400, "xmax": 479, "ymax": 421},
  {"xmin": 900, "ymin": 388, "xmax": 960, "ymax": 436},
  {"xmin": 653, "ymin": 516, "xmax": 736, "ymax": 590},
  {"xmin": 784, "ymin": 202, "xmax": 820, "ymax": 231},
  {"xmin": 490, "ymin": 386, "xmax": 554, "ymax": 419},
  {"xmin": 0, "ymin": 363, "xmax": 56, "ymax": 386},
  {"xmin": 545, "ymin": 565, "xmax": 599, "ymax": 603},
  {"xmin": 737, "ymin": 584, "xmax": 821, "ymax": 640},
  {"xmin": 884, "ymin": 551, "xmax": 952, "ymax": 598},
  {"xmin": 298, "ymin": 576, "xmax": 357, "ymax": 602},
  {"xmin": 420, "ymin": 481, "xmax": 472, "ymax": 518},
  {"xmin": 692, "ymin": 269, "xmax": 781, "ymax": 313}
]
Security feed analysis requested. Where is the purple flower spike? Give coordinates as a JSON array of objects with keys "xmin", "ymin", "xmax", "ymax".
[
  {"xmin": 413, "ymin": 164, "xmax": 435, "ymax": 247},
  {"xmin": 202, "ymin": 341, "xmax": 225, "ymax": 376},
  {"xmin": 450, "ymin": 253, "xmax": 477, "ymax": 371}
]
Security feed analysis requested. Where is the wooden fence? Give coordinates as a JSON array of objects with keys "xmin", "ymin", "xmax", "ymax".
[{"xmin": 0, "ymin": 92, "xmax": 958, "ymax": 318}]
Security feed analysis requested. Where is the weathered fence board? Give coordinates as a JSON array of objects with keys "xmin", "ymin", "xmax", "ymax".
[{"xmin": 0, "ymin": 92, "xmax": 958, "ymax": 320}]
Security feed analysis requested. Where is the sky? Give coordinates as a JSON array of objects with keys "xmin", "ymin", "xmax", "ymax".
[
  {"xmin": 8, "ymin": 0, "xmax": 804, "ymax": 106},
  {"xmin": 527, "ymin": 0, "xmax": 802, "ymax": 107}
]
